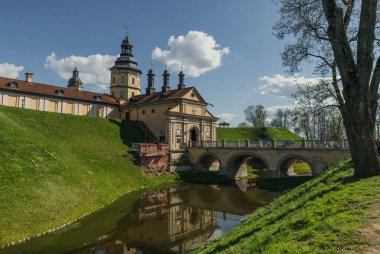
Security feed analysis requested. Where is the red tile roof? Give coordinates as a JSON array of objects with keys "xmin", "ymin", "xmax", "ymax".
[
  {"xmin": 124, "ymin": 87, "xmax": 206, "ymax": 105},
  {"xmin": 0, "ymin": 76, "xmax": 118, "ymax": 105}
]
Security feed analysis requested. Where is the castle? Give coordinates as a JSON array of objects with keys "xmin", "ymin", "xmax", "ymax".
[{"xmin": 0, "ymin": 32, "xmax": 218, "ymax": 167}]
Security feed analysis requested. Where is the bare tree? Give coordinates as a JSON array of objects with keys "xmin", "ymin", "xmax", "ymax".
[
  {"xmin": 238, "ymin": 122, "xmax": 249, "ymax": 128},
  {"xmin": 271, "ymin": 108, "xmax": 291, "ymax": 128},
  {"xmin": 244, "ymin": 105, "xmax": 267, "ymax": 127},
  {"xmin": 275, "ymin": 0, "xmax": 380, "ymax": 178}
]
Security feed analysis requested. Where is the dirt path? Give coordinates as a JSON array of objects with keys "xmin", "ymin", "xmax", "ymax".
[{"xmin": 360, "ymin": 200, "xmax": 380, "ymax": 254}]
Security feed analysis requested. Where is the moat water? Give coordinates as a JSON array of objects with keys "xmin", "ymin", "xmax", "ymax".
[{"xmin": 3, "ymin": 182, "xmax": 278, "ymax": 254}]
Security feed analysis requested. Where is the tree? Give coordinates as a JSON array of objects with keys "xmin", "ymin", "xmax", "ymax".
[
  {"xmin": 275, "ymin": 0, "xmax": 380, "ymax": 178},
  {"xmin": 238, "ymin": 122, "xmax": 249, "ymax": 128},
  {"xmin": 270, "ymin": 108, "xmax": 291, "ymax": 128},
  {"xmin": 244, "ymin": 105, "xmax": 267, "ymax": 127}
]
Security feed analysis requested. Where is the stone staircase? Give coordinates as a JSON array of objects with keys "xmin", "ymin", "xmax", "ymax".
[{"xmin": 135, "ymin": 121, "xmax": 158, "ymax": 143}]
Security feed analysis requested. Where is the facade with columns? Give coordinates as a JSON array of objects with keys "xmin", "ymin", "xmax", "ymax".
[
  {"xmin": 114, "ymin": 35, "xmax": 218, "ymax": 166},
  {"xmin": 0, "ymin": 32, "xmax": 218, "ymax": 166}
]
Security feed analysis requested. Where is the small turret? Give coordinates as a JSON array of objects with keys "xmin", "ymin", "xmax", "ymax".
[
  {"xmin": 67, "ymin": 67, "xmax": 83, "ymax": 91},
  {"xmin": 178, "ymin": 70, "xmax": 185, "ymax": 90},
  {"xmin": 146, "ymin": 69, "xmax": 156, "ymax": 95},
  {"xmin": 162, "ymin": 69, "xmax": 170, "ymax": 93}
]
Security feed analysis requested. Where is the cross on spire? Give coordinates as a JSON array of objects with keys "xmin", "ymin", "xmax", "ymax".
[{"xmin": 123, "ymin": 24, "xmax": 128, "ymax": 36}]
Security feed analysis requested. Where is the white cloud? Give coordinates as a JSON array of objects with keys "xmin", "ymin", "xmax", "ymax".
[
  {"xmin": 152, "ymin": 31, "xmax": 230, "ymax": 77},
  {"xmin": 44, "ymin": 52, "xmax": 117, "ymax": 91},
  {"xmin": 0, "ymin": 63, "xmax": 24, "ymax": 79},
  {"xmin": 217, "ymin": 113, "xmax": 238, "ymax": 123},
  {"xmin": 265, "ymin": 105, "xmax": 294, "ymax": 122},
  {"xmin": 257, "ymin": 74, "xmax": 322, "ymax": 98}
]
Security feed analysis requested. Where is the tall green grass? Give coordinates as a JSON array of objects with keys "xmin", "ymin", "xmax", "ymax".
[
  {"xmin": 217, "ymin": 127, "xmax": 301, "ymax": 141},
  {"xmin": 195, "ymin": 159, "xmax": 380, "ymax": 253},
  {"xmin": 0, "ymin": 106, "xmax": 175, "ymax": 245}
]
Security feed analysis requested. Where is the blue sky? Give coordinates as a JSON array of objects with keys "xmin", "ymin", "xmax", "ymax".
[{"xmin": 0, "ymin": 0, "xmax": 316, "ymax": 125}]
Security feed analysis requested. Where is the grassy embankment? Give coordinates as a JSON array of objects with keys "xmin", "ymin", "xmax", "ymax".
[
  {"xmin": 195, "ymin": 159, "xmax": 380, "ymax": 253},
  {"xmin": 0, "ymin": 105, "xmax": 178, "ymax": 246},
  {"xmin": 217, "ymin": 127, "xmax": 302, "ymax": 141}
]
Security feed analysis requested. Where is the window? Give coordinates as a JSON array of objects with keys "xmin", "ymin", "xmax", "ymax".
[
  {"xmin": 151, "ymin": 109, "xmax": 155, "ymax": 113},
  {"xmin": 206, "ymin": 131, "xmax": 210, "ymax": 137},
  {"xmin": 132, "ymin": 92, "xmax": 135, "ymax": 97},
  {"xmin": 112, "ymin": 77, "xmax": 115, "ymax": 84},
  {"xmin": 120, "ymin": 91, "xmax": 125, "ymax": 98},
  {"xmin": 132, "ymin": 77, "xmax": 135, "ymax": 84},
  {"xmin": 142, "ymin": 110, "xmax": 146, "ymax": 114},
  {"xmin": 121, "ymin": 76, "xmax": 125, "ymax": 83},
  {"xmin": 7, "ymin": 82, "xmax": 18, "ymax": 88},
  {"xmin": 112, "ymin": 91, "xmax": 115, "ymax": 97},
  {"xmin": 191, "ymin": 92, "xmax": 195, "ymax": 97},
  {"xmin": 176, "ymin": 129, "xmax": 181, "ymax": 135}
]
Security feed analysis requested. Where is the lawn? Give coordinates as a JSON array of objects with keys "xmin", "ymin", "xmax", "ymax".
[
  {"xmin": 0, "ymin": 105, "xmax": 176, "ymax": 246},
  {"xmin": 195, "ymin": 159, "xmax": 380, "ymax": 253},
  {"xmin": 217, "ymin": 127, "xmax": 302, "ymax": 141}
]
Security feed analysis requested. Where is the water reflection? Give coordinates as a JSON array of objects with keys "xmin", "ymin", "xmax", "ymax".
[
  {"xmin": 2, "ymin": 183, "xmax": 277, "ymax": 254},
  {"xmin": 64, "ymin": 183, "xmax": 277, "ymax": 254}
]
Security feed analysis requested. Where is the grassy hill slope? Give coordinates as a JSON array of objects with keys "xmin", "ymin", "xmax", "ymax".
[
  {"xmin": 195, "ymin": 160, "xmax": 380, "ymax": 253},
  {"xmin": 217, "ymin": 127, "xmax": 301, "ymax": 141},
  {"xmin": 0, "ymin": 106, "xmax": 174, "ymax": 245}
]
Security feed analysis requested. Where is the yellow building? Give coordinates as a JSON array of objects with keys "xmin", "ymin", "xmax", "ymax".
[
  {"xmin": 0, "ymin": 32, "xmax": 218, "ymax": 168},
  {"xmin": 0, "ymin": 70, "xmax": 119, "ymax": 118}
]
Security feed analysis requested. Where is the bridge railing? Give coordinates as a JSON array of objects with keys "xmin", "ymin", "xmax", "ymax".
[{"xmin": 189, "ymin": 139, "xmax": 349, "ymax": 149}]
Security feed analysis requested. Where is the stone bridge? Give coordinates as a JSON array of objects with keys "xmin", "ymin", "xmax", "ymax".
[{"xmin": 187, "ymin": 140, "xmax": 351, "ymax": 179}]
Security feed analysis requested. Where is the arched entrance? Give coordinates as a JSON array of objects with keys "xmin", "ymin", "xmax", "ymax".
[
  {"xmin": 226, "ymin": 153, "xmax": 270, "ymax": 180},
  {"xmin": 277, "ymin": 155, "xmax": 313, "ymax": 176},
  {"xmin": 197, "ymin": 153, "xmax": 221, "ymax": 172},
  {"xmin": 190, "ymin": 127, "xmax": 198, "ymax": 147}
]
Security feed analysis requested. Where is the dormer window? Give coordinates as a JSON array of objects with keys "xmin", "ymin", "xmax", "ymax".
[
  {"xmin": 93, "ymin": 95, "xmax": 102, "ymax": 101},
  {"xmin": 6, "ymin": 82, "xmax": 18, "ymax": 88},
  {"xmin": 55, "ymin": 89, "xmax": 65, "ymax": 96}
]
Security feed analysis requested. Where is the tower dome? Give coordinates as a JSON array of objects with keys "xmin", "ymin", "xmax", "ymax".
[
  {"xmin": 67, "ymin": 67, "xmax": 83, "ymax": 91},
  {"xmin": 110, "ymin": 31, "xmax": 142, "ymax": 100}
]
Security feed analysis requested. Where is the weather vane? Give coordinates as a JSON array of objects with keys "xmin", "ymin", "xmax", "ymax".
[{"xmin": 123, "ymin": 24, "xmax": 128, "ymax": 36}]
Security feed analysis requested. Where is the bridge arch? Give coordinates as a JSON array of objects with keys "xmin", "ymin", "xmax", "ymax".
[
  {"xmin": 196, "ymin": 152, "xmax": 222, "ymax": 172},
  {"xmin": 225, "ymin": 152, "xmax": 270, "ymax": 179},
  {"xmin": 276, "ymin": 154, "xmax": 314, "ymax": 176}
]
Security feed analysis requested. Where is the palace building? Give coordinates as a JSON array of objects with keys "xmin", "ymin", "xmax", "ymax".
[{"xmin": 0, "ymin": 32, "xmax": 218, "ymax": 166}]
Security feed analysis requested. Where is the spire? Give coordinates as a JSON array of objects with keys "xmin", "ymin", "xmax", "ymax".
[
  {"xmin": 110, "ymin": 31, "xmax": 141, "ymax": 74},
  {"xmin": 67, "ymin": 67, "xmax": 83, "ymax": 91},
  {"xmin": 178, "ymin": 70, "xmax": 185, "ymax": 90},
  {"xmin": 146, "ymin": 69, "xmax": 156, "ymax": 95},
  {"xmin": 162, "ymin": 69, "xmax": 170, "ymax": 93},
  {"xmin": 121, "ymin": 35, "xmax": 133, "ymax": 56},
  {"xmin": 73, "ymin": 67, "xmax": 79, "ymax": 78}
]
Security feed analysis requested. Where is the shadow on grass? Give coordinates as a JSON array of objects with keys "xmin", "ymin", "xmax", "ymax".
[{"xmin": 108, "ymin": 119, "xmax": 147, "ymax": 147}]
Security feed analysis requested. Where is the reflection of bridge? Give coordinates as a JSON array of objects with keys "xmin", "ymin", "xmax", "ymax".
[{"xmin": 188, "ymin": 140, "xmax": 351, "ymax": 179}]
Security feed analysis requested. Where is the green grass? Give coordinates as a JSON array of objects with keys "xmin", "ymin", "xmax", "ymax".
[
  {"xmin": 194, "ymin": 159, "xmax": 380, "ymax": 253},
  {"xmin": 246, "ymin": 165, "xmax": 266, "ymax": 179},
  {"xmin": 0, "ymin": 105, "xmax": 177, "ymax": 246},
  {"xmin": 217, "ymin": 127, "xmax": 301, "ymax": 141},
  {"xmin": 293, "ymin": 162, "xmax": 312, "ymax": 175}
]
